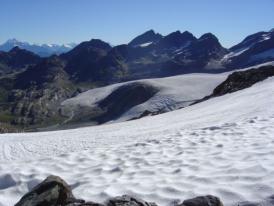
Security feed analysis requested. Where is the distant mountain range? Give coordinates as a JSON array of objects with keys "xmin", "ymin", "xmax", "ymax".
[
  {"xmin": 0, "ymin": 39, "xmax": 76, "ymax": 57},
  {"xmin": 0, "ymin": 28, "xmax": 274, "ymax": 131}
]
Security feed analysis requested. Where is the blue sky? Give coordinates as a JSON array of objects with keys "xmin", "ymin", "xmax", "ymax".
[{"xmin": 1, "ymin": 0, "xmax": 274, "ymax": 48}]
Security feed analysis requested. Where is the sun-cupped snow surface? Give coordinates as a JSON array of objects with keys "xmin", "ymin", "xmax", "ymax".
[
  {"xmin": 1, "ymin": 75, "xmax": 274, "ymax": 206},
  {"xmin": 62, "ymin": 73, "xmax": 227, "ymax": 122}
]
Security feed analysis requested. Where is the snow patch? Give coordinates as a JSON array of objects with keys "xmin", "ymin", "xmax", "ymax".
[
  {"xmin": 139, "ymin": 42, "xmax": 153, "ymax": 47},
  {"xmin": 222, "ymin": 47, "xmax": 250, "ymax": 60}
]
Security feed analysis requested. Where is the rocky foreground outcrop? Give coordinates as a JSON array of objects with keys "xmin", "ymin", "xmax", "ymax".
[
  {"xmin": 194, "ymin": 65, "xmax": 274, "ymax": 104},
  {"xmin": 15, "ymin": 175, "xmax": 224, "ymax": 206},
  {"xmin": 211, "ymin": 65, "xmax": 274, "ymax": 96}
]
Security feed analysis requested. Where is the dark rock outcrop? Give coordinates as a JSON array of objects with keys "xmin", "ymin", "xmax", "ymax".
[
  {"xmin": 180, "ymin": 195, "xmax": 223, "ymax": 206},
  {"xmin": 15, "ymin": 175, "xmax": 75, "ymax": 206},
  {"xmin": 211, "ymin": 65, "xmax": 274, "ymax": 96},
  {"xmin": 194, "ymin": 65, "xmax": 274, "ymax": 104},
  {"xmin": 15, "ymin": 175, "xmax": 224, "ymax": 206}
]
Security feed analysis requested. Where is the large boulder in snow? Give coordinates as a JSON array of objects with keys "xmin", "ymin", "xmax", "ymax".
[
  {"xmin": 15, "ymin": 175, "xmax": 75, "ymax": 206},
  {"xmin": 106, "ymin": 195, "xmax": 157, "ymax": 206},
  {"xmin": 181, "ymin": 195, "xmax": 223, "ymax": 206}
]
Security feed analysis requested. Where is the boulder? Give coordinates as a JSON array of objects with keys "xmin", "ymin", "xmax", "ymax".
[
  {"xmin": 181, "ymin": 195, "xmax": 223, "ymax": 206},
  {"xmin": 15, "ymin": 175, "xmax": 74, "ymax": 206}
]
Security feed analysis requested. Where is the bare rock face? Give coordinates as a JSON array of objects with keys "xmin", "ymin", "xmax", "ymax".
[
  {"xmin": 212, "ymin": 65, "xmax": 274, "ymax": 96},
  {"xmin": 15, "ymin": 175, "xmax": 75, "ymax": 206},
  {"xmin": 194, "ymin": 65, "xmax": 274, "ymax": 105}
]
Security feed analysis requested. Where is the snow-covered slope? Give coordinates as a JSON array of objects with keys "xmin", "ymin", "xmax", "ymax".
[
  {"xmin": 1, "ymin": 74, "xmax": 274, "ymax": 206},
  {"xmin": 61, "ymin": 73, "xmax": 228, "ymax": 123}
]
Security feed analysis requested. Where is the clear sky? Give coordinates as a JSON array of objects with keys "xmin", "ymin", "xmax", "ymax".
[{"xmin": 1, "ymin": 0, "xmax": 274, "ymax": 48}]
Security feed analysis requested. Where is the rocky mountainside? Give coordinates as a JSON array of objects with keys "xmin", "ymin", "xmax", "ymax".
[
  {"xmin": 0, "ymin": 29, "xmax": 273, "ymax": 131},
  {"xmin": 0, "ymin": 46, "xmax": 41, "ymax": 75},
  {"xmin": 0, "ymin": 56, "xmax": 76, "ymax": 128},
  {"xmin": 0, "ymin": 38, "xmax": 76, "ymax": 57},
  {"xmin": 61, "ymin": 39, "xmax": 112, "ymax": 82}
]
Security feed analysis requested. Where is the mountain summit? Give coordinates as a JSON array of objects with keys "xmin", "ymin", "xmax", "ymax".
[{"xmin": 129, "ymin": 30, "xmax": 163, "ymax": 47}]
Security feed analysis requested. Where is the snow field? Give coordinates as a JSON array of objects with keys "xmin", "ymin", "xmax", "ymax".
[{"xmin": 1, "ymin": 76, "xmax": 274, "ymax": 206}]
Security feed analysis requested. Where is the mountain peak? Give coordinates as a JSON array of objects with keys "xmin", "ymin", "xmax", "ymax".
[
  {"xmin": 166, "ymin": 30, "xmax": 181, "ymax": 37},
  {"xmin": 144, "ymin": 29, "xmax": 157, "ymax": 35},
  {"xmin": 182, "ymin": 31, "xmax": 196, "ymax": 39},
  {"xmin": 182, "ymin": 31, "xmax": 193, "ymax": 35},
  {"xmin": 129, "ymin": 30, "xmax": 162, "ymax": 46},
  {"xmin": 165, "ymin": 30, "xmax": 196, "ymax": 40},
  {"xmin": 159, "ymin": 30, "xmax": 196, "ymax": 49},
  {"xmin": 199, "ymin": 33, "xmax": 218, "ymax": 41},
  {"xmin": 6, "ymin": 38, "xmax": 20, "ymax": 44},
  {"xmin": 88, "ymin": 39, "xmax": 112, "ymax": 49}
]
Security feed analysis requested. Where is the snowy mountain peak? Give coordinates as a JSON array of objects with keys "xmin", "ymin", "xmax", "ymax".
[
  {"xmin": 6, "ymin": 38, "xmax": 20, "ymax": 44},
  {"xmin": 0, "ymin": 39, "xmax": 77, "ymax": 57}
]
